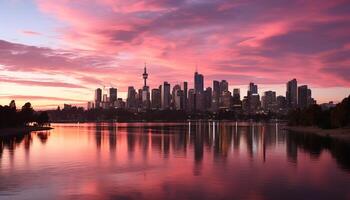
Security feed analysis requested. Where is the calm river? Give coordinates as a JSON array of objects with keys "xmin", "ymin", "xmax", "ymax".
[{"xmin": 0, "ymin": 122, "xmax": 350, "ymax": 200}]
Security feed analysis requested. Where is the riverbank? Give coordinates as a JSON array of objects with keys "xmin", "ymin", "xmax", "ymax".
[
  {"xmin": 285, "ymin": 126, "xmax": 350, "ymax": 142},
  {"xmin": 0, "ymin": 126, "xmax": 53, "ymax": 137}
]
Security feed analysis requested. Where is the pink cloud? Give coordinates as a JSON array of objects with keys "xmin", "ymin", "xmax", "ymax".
[
  {"xmin": 0, "ymin": 0, "xmax": 349, "ymax": 105},
  {"xmin": 21, "ymin": 30, "xmax": 41, "ymax": 36}
]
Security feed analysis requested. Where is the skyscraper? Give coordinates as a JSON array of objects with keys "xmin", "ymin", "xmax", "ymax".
[
  {"xmin": 109, "ymin": 87, "xmax": 117, "ymax": 104},
  {"xmin": 127, "ymin": 86, "xmax": 137, "ymax": 109},
  {"xmin": 183, "ymin": 81, "xmax": 188, "ymax": 110},
  {"xmin": 188, "ymin": 89, "xmax": 196, "ymax": 112},
  {"xmin": 161, "ymin": 82, "xmax": 171, "ymax": 110},
  {"xmin": 262, "ymin": 91, "xmax": 276, "ymax": 112},
  {"xmin": 248, "ymin": 82, "xmax": 258, "ymax": 95},
  {"xmin": 95, "ymin": 88, "xmax": 102, "ymax": 108},
  {"xmin": 232, "ymin": 88, "xmax": 241, "ymax": 107},
  {"xmin": 298, "ymin": 85, "xmax": 309, "ymax": 109},
  {"xmin": 286, "ymin": 79, "xmax": 298, "ymax": 109},
  {"xmin": 204, "ymin": 87, "xmax": 212, "ymax": 109},
  {"xmin": 219, "ymin": 80, "xmax": 228, "ymax": 94},
  {"xmin": 151, "ymin": 88, "xmax": 161, "ymax": 109},
  {"xmin": 212, "ymin": 80, "xmax": 220, "ymax": 112},
  {"xmin": 172, "ymin": 84, "xmax": 183, "ymax": 110},
  {"xmin": 194, "ymin": 71, "xmax": 204, "ymax": 94}
]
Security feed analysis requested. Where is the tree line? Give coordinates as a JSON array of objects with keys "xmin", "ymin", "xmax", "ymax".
[
  {"xmin": 288, "ymin": 95, "xmax": 350, "ymax": 129},
  {"xmin": 0, "ymin": 100, "xmax": 50, "ymax": 128}
]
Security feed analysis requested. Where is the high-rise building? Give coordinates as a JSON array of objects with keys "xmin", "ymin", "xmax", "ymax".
[
  {"xmin": 102, "ymin": 94, "xmax": 109, "ymax": 109},
  {"xmin": 232, "ymin": 88, "xmax": 241, "ymax": 108},
  {"xmin": 172, "ymin": 85, "xmax": 183, "ymax": 110},
  {"xmin": 142, "ymin": 86, "xmax": 150, "ymax": 109},
  {"xmin": 183, "ymin": 82, "xmax": 188, "ymax": 111},
  {"xmin": 127, "ymin": 86, "xmax": 137, "ymax": 109},
  {"xmin": 161, "ymin": 82, "xmax": 171, "ymax": 110},
  {"xmin": 212, "ymin": 80, "xmax": 220, "ymax": 112},
  {"xmin": 277, "ymin": 95, "xmax": 287, "ymax": 111},
  {"xmin": 151, "ymin": 88, "xmax": 161, "ymax": 109},
  {"xmin": 221, "ymin": 91, "xmax": 232, "ymax": 110},
  {"xmin": 248, "ymin": 82, "xmax": 258, "ymax": 95},
  {"xmin": 109, "ymin": 87, "xmax": 117, "ymax": 104},
  {"xmin": 213, "ymin": 80, "xmax": 220, "ymax": 94},
  {"xmin": 262, "ymin": 91, "xmax": 276, "ymax": 112},
  {"xmin": 188, "ymin": 89, "xmax": 196, "ymax": 112},
  {"xmin": 194, "ymin": 71, "xmax": 204, "ymax": 94},
  {"xmin": 298, "ymin": 85, "xmax": 309, "ymax": 109},
  {"xmin": 95, "ymin": 88, "xmax": 102, "ymax": 108},
  {"xmin": 286, "ymin": 79, "xmax": 298, "ymax": 109},
  {"xmin": 249, "ymin": 94, "xmax": 261, "ymax": 112},
  {"xmin": 204, "ymin": 87, "xmax": 212, "ymax": 109},
  {"xmin": 219, "ymin": 80, "xmax": 228, "ymax": 94}
]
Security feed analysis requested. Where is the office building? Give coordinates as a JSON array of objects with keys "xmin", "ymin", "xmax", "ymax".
[
  {"xmin": 95, "ymin": 88, "xmax": 102, "ymax": 108},
  {"xmin": 286, "ymin": 79, "xmax": 298, "ymax": 109},
  {"xmin": 161, "ymin": 82, "xmax": 171, "ymax": 110},
  {"xmin": 151, "ymin": 88, "xmax": 161, "ymax": 109}
]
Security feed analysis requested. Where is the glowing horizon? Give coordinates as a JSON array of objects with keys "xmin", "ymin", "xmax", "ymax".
[{"xmin": 0, "ymin": 0, "xmax": 349, "ymax": 110}]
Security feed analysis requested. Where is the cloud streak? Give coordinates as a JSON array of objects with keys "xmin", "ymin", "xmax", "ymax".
[{"xmin": 0, "ymin": 0, "xmax": 349, "ymax": 107}]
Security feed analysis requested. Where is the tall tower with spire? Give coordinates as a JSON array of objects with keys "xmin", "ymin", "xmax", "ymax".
[
  {"xmin": 142, "ymin": 63, "xmax": 150, "ymax": 109},
  {"xmin": 143, "ymin": 63, "xmax": 148, "ymax": 88}
]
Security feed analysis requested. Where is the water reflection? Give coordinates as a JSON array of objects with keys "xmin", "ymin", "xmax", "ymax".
[{"xmin": 0, "ymin": 122, "xmax": 350, "ymax": 200}]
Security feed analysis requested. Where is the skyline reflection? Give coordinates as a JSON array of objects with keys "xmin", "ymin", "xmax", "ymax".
[{"xmin": 0, "ymin": 122, "xmax": 350, "ymax": 200}]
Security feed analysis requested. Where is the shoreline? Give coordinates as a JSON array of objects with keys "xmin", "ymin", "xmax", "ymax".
[
  {"xmin": 284, "ymin": 126, "xmax": 350, "ymax": 142},
  {"xmin": 0, "ymin": 126, "xmax": 53, "ymax": 137}
]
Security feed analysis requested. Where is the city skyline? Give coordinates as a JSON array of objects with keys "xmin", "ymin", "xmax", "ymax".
[
  {"xmin": 87, "ymin": 67, "xmax": 316, "ymax": 115},
  {"xmin": 0, "ymin": 0, "xmax": 350, "ymax": 109}
]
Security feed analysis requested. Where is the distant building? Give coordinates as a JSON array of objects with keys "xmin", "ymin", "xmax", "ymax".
[
  {"xmin": 87, "ymin": 101, "xmax": 94, "ymax": 110},
  {"xmin": 220, "ymin": 91, "xmax": 232, "ymax": 110},
  {"xmin": 161, "ymin": 82, "xmax": 171, "ymax": 110},
  {"xmin": 219, "ymin": 80, "xmax": 228, "ymax": 94},
  {"xmin": 262, "ymin": 91, "xmax": 276, "ymax": 112},
  {"xmin": 298, "ymin": 85, "xmax": 308, "ymax": 109},
  {"xmin": 116, "ymin": 98, "xmax": 125, "ymax": 109},
  {"xmin": 127, "ymin": 86, "xmax": 137, "ymax": 109},
  {"xmin": 286, "ymin": 79, "xmax": 298, "ymax": 109},
  {"xmin": 141, "ymin": 66, "xmax": 150, "ymax": 110},
  {"xmin": 194, "ymin": 71, "xmax": 204, "ymax": 94},
  {"xmin": 212, "ymin": 80, "xmax": 220, "ymax": 112},
  {"xmin": 277, "ymin": 95, "xmax": 287, "ymax": 111},
  {"xmin": 95, "ymin": 88, "xmax": 102, "ymax": 108},
  {"xmin": 183, "ymin": 81, "xmax": 188, "ymax": 111},
  {"xmin": 204, "ymin": 87, "xmax": 212, "ymax": 110},
  {"xmin": 188, "ymin": 89, "xmax": 196, "ymax": 112},
  {"xmin": 151, "ymin": 88, "xmax": 161, "ymax": 110},
  {"xmin": 232, "ymin": 88, "xmax": 241, "ymax": 106},
  {"xmin": 172, "ymin": 84, "xmax": 183, "ymax": 110},
  {"xmin": 249, "ymin": 94, "xmax": 261, "ymax": 112},
  {"xmin": 248, "ymin": 82, "xmax": 258, "ymax": 95},
  {"xmin": 109, "ymin": 87, "xmax": 117, "ymax": 105}
]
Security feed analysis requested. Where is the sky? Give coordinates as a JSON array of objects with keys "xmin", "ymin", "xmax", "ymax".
[{"xmin": 0, "ymin": 0, "xmax": 349, "ymax": 109}]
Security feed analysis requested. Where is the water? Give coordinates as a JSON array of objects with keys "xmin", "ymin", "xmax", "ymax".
[{"xmin": 0, "ymin": 122, "xmax": 350, "ymax": 200}]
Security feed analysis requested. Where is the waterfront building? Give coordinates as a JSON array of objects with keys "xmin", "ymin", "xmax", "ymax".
[
  {"xmin": 262, "ymin": 91, "xmax": 277, "ymax": 112},
  {"xmin": 286, "ymin": 79, "xmax": 298, "ymax": 109},
  {"xmin": 161, "ymin": 82, "xmax": 171, "ymax": 110},
  {"xmin": 151, "ymin": 88, "xmax": 161, "ymax": 109},
  {"xmin": 95, "ymin": 88, "xmax": 102, "ymax": 108}
]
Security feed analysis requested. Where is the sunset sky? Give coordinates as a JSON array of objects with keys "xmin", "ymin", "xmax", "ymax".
[{"xmin": 0, "ymin": 0, "xmax": 349, "ymax": 109}]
